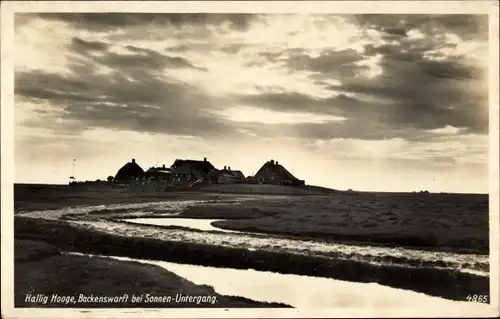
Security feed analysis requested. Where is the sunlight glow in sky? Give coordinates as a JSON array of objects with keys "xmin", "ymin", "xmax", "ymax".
[{"xmin": 14, "ymin": 13, "xmax": 490, "ymax": 193}]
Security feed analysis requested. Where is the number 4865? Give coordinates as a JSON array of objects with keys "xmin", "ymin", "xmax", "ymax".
[{"xmin": 467, "ymin": 295, "xmax": 488, "ymax": 303}]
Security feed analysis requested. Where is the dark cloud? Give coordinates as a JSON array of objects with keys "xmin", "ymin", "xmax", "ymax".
[
  {"xmin": 69, "ymin": 37, "xmax": 208, "ymax": 72},
  {"xmin": 16, "ymin": 67, "xmax": 233, "ymax": 137},
  {"xmin": 16, "ymin": 13, "xmax": 488, "ymax": 145},
  {"xmin": 349, "ymin": 14, "xmax": 488, "ymax": 41},
  {"xmin": 15, "ymin": 35, "xmax": 232, "ymax": 138},
  {"xmin": 237, "ymin": 43, "xmax": 488, "ymax": 140},
  {"xmin": 123, "ymin": 45, "xmax": 208, "ymax": 71},
  {"xmin": 362, "ymin": 41, "xmax": 483, "ymax": 80},
  {"xmin": 381, "ymin": 27, "xmax": 408, "ymax": 37},
  {"xmin": 70, "ymin": 37, "xmax": 109, "ymax": 52},
  {"xmin": 30, "ymin": 13, "xmax": 258, "ymax": 31},
  {"xmin": 242, "ymin": 14, "xmax": 488, "ymax": 141},
  {"xmin": 419, "ymin": 59, "xmax": 481, "ymax": 80}
]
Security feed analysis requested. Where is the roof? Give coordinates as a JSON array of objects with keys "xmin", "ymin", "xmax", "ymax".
[
  {"xmin": 220, "ymin": 169, "xmax": 245, "ymax": 179},
  {"xmin": 207, "ymin": 168, "xmax": 220, "ymax": 178},
  {"xmin": 254, "ymin": 160, "xmax": 299, "ymax": 181},
  {"xmin": 171, "ymin": 159, "xmax": 215, "ymax": 175},
  {"xmin": 144, "ymin": 166, "xmax": 173, "ymax": 178},
  {"xmin": 157, "ymin": 169, "xmax": 173, "ymax": 174},
  {"xmin": 146, "ymin": 167, "xmax": 173, "ymax": 173},
  {"xmin": 231, "ymin": 170, "xmax": 245, "ymax": 179},
  {"xmin": 115, "ymin": 160, "xmax": 144, "ymax": 181},
  {"xmin": 172, "ymin": 165, "xmax": 194, "ymax": 175}
]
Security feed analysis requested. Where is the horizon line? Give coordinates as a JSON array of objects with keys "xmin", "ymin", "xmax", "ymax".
[{"xmin": 12, "ymin": 182, "xmax": 490, "ymax": 196}]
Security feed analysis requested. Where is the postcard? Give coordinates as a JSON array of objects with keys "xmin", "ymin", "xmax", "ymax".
[{"xmin": 1, "ymin": 1, "xmax": 499, "ymax": 318}]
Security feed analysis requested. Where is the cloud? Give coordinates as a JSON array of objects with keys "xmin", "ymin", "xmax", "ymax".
[
  {"xmin": 15, "ymin": 32, "xmax": 234, "ymax": 138},
  {"xmin": 70, "ymin": 37, "xmax": 109, "ymax": 52},
  {"xmin": 15, "ymin": 68, "xmax": 228, "ymax": 136},
  {"xmin": 33, "ymin": 13, "xmax": 258, "ymax": 32},
  {"xmin": 66, "ymin": 37, "xmax": 209, "ymax": 72},
  {"xmin": 349, "ymin": 14, "xmax": 488, "ymax": 41},
  {"xmin": 15, "ymin": 13, "xmax": 489, "ymax": 159},
  {"xmin": 242, "ymin": 14, "xmax": 489, "ymax": 140},
  {"xmin": 285, "ymin": 48, "xmax": 368, "ymax": 78}
]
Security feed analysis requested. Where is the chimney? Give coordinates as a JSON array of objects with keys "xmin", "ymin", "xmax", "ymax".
[
  {"xmin": 276, "ymin": 161, "xmax": 279, "ymax": 165},
  {"xmin": 204, "ymin": 157, "xmax": 207, "ymax": 162},
  {"xmin": 131, "ymin": 158, "xmax": 136, "ymax": 163},
  {"xmin": 162, "ymin": 164, "xmax": 166, "ymax": 169},
  {"xmin": 270, "ymin": 159, "xmax": 274, "ymax": 165},
  {"xmin": 224, "ymin": 166, "xmax": 227, "ymax": 170},
  {"xmin": 228, "ymin": 166, "xmax": 231, "ymax": 170}
]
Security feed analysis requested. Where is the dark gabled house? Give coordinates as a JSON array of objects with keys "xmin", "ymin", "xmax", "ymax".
[
  {"xmin": 206, "ymin": 166, "xmax": 246, "ymax": 184},
  {"xmin": 227, "ymin": 169, "xmax": 245, "ymax": 180},
  {"xmin": 170, "ymin": 157, "xmax": 215, "ymax": 185},
  {"xmin": 206, "ymin": 168, "xmax": 221, "ymax": 184},
  {"xmin": 218, "ymin": 166, "xmax": 245, "ymax": 184},
  {"xmin": 253, "ymin": 159, "xmax": 305, "ymax": 186},
  {"xmin": 114, "ymin": 158, "xmax": 145, "ymax": 182},
  {"xmin": 144, "ymin": 164, "xmax": 173, "ymax": 183}
]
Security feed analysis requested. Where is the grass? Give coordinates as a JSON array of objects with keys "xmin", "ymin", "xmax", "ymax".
[
  {"xmin": 14, "ymin": 184, "xmax": 224, "ymax": 212},
  {"xmin": 180, "ymin": 205, "xmax": 281, "ymax": 219},
  {"xmin": 179, "ymin": 193, "xmax": 489, "ymax": 254},
  {"xmin": 14, "ymin": 183, "xmax": 489, "ymax": 253},
  {"xmin": 194, "ymin": 183, "xmax": 321, "ymax": 195}
]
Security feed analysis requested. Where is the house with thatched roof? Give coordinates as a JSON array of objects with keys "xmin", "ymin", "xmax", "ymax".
[
  {"xmin": 170, "ymin": 157, "xmax": 215, "ymax": 185},
  {"xmin": 144, "ymin": 164, "xmax": 173, "ymax": 185},
  {"xmin": 114, "ymin": 158, "xmax": 145, "ymax": 183},
  {"xmin": 218, "ymin": 166, "xmax": 245, "ymax": 184},
  {"xmin": 205, "ymin": 165, "xmax": 246, "ymax": 184},
  {"xmin": 253, "ymin": 159, "xmax": 305, "ymax": 186},
  {"xmin": 207, "ymin": 168, "xmax": 221, "ymax": 184}
]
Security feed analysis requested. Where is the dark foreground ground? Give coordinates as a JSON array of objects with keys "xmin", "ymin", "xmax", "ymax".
[
  {"xmin": 14, "ymin": 239, "xmax": 289, "ymax": 308},
  {"xmin": 12, "ymin": 183, "xmax": 490, "ymax": 305}
]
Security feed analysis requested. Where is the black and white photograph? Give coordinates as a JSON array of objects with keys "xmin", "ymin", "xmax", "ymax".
[{"xmin": 1, "ymin": 1, "xmax": 499, "ymax": 318}]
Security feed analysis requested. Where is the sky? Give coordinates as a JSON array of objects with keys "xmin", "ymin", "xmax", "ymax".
[{"xmin": 13, "ymin": 13, "xmax": 490, "ymax": 193}]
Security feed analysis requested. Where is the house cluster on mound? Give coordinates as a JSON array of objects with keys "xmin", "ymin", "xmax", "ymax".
[{"xmin": 109, "ymin": 157, "xmax": 305, "ymax": 188}]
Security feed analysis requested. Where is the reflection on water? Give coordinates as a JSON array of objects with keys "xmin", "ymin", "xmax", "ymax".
[
  {"xmin": 122, "ymin": 218, "xmax": 239, "ymax": 233},
  {"xmin": 71, "ymin": 253, "xmax": 489, "ymax": 309}
]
